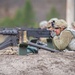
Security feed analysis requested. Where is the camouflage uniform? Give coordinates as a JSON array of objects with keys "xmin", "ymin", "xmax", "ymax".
[
  {"xmin": 71, "ymin": 22, "xmax": 75, "ymax": 29},
  {"xmin": 47, "ymin": 18, "xmax": 58, "ymax": 29},
  {"xmin": 53, "ymin": 20, "xmax": 75, "ymax": 51},
  {"xmin": 39, "ymin": 21, "xmax": 47, "ymax": 29},
  {"xmin": 67, "ymin": 29, "xmax": 75, "ymax": 50}
]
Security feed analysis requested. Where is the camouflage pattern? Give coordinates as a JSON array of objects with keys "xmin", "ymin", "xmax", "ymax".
[
  {"xmin": 68, "ymin": 38, "xmax": 75, "ymax": 50},
  {"xmin": 47, "ymin": 18, "xmax": 58, "ymax": 28},
  {"xmin": 52, "ymin": 19, "xmax": 74, "ymax": 50},
  {"xmin": 53, "ymin": 30, "xmax": 73, "ymax": 50},
  {"xmin": 67, "ymin": 29, "xmax": 75, "ymax": 50},
  {"xmin": 48, "ymin": 18, "xmax": 58, "ymax": 23},
  {"xmin": 54, "ymin": 19, "xmax": 67, "ymax": 28},
  {"xmin": 39, "ymin": 21, "xmax": 47, "ymax": 29},
  {"xmin": 71, "ymin": 22, "xmax": 75, "ymax": 27}
]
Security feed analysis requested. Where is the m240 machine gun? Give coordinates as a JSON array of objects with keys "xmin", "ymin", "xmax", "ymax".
[
  {"xmin": 0, "ymin": 28, "xmax": 19, "ymax": 49},
  {"xmin": 0, "ymin": 28, "xmax": 55, "ymax": 50}
]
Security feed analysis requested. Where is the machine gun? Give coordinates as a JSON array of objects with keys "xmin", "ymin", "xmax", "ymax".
[
  {"xmin": 0, "ymin": 28, "xmax": 19, "ymax": 49},
  {"xmin": 26, "ymin": 41, "xmax": 59, "ymax": 52},
  {"xmin": 0, "ymin": 28, "xmax": 55, "ymax": 50}
]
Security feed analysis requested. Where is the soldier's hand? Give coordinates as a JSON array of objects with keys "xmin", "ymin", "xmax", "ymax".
[{"xmin": 51, "ymin": 30, "xmax": 56, "ymax": 38}]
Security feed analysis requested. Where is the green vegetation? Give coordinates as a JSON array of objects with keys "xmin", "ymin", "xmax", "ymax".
[
  {"xmin": 46, "ymin": 7, "xmax": 60, "ymax": 20},
  {"xmin": 23, "ymin": 0, "xmax": 35, "ymax": 27},
  {"xmin": 0, "ymin": 0, "xmax": 36, "ymax": 28},
  {"xmin": 0, "ymin": 1, "xmax": 60, "ymax": 28},
  {"xmin": 0, "ymin": 17, "xmax": 13, "ymax": 27}
]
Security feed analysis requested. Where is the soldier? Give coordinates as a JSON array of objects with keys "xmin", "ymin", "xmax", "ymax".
[
  {"xmin": 71, "ymin": 22, "xmax": 75, "ymax": 29},
  {"xmin": 47, "ymin": 18, "xmax": 58, "ymax": 30},
  {"xmin": 39, "ymin": 21, "xmax": 48, "ymax": 43},
  {"xmin": 46, "ymin": 18, "xmax": 58, "ymax": 38},
  {"xmin": 43, "ymin": 18, "xmax": 58, "ymax": 48},
  {"xmin": 39, "ymin": 21, "xmax": 48, "ymax": 29},
  {"xmin": 52, "ymin": 19, "xmax": 75, "ymax": 51}
]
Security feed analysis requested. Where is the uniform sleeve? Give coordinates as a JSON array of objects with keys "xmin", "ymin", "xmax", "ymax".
[{"xmin": 53, "ymin": 30, "xmax": 73, "ymax": 50}]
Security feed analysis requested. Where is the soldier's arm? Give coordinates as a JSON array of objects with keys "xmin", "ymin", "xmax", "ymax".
[{"xmin": 53, "ymin": 30, "xmax": 73, "ymax": 50}]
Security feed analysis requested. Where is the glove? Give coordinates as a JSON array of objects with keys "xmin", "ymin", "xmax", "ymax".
[{"xmin": 51, "ymin": 30, "xmax": 56, "ymax": 38}]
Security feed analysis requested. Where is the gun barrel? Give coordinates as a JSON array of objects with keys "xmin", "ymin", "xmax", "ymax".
[{"xmin": 27, "ymin": 41, "xmax": 59, "ymax": 52}]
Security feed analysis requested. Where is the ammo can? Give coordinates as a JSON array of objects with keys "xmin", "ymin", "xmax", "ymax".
[
  {"xmin": 47, "ymin": 39, "xmax": 54, "ymax": 49},
  {"xmin": 19, "ymin": 43, "xmax": 28, "ymax": 55}
]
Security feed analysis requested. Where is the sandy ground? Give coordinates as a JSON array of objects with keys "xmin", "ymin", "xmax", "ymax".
[{"xmin": 0, "ymin": 48, "xmax": 75, "ymax": 75}]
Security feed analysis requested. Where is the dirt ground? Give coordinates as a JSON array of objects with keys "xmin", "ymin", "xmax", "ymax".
[{"xmin": 0, "ymin": 48, "xmax": 75, "ymax": 75}]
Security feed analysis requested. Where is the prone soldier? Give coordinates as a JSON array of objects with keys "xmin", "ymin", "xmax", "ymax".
[{"xmin": 52, "ymin": 19, "xmax": 75, "ymax": 51}]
